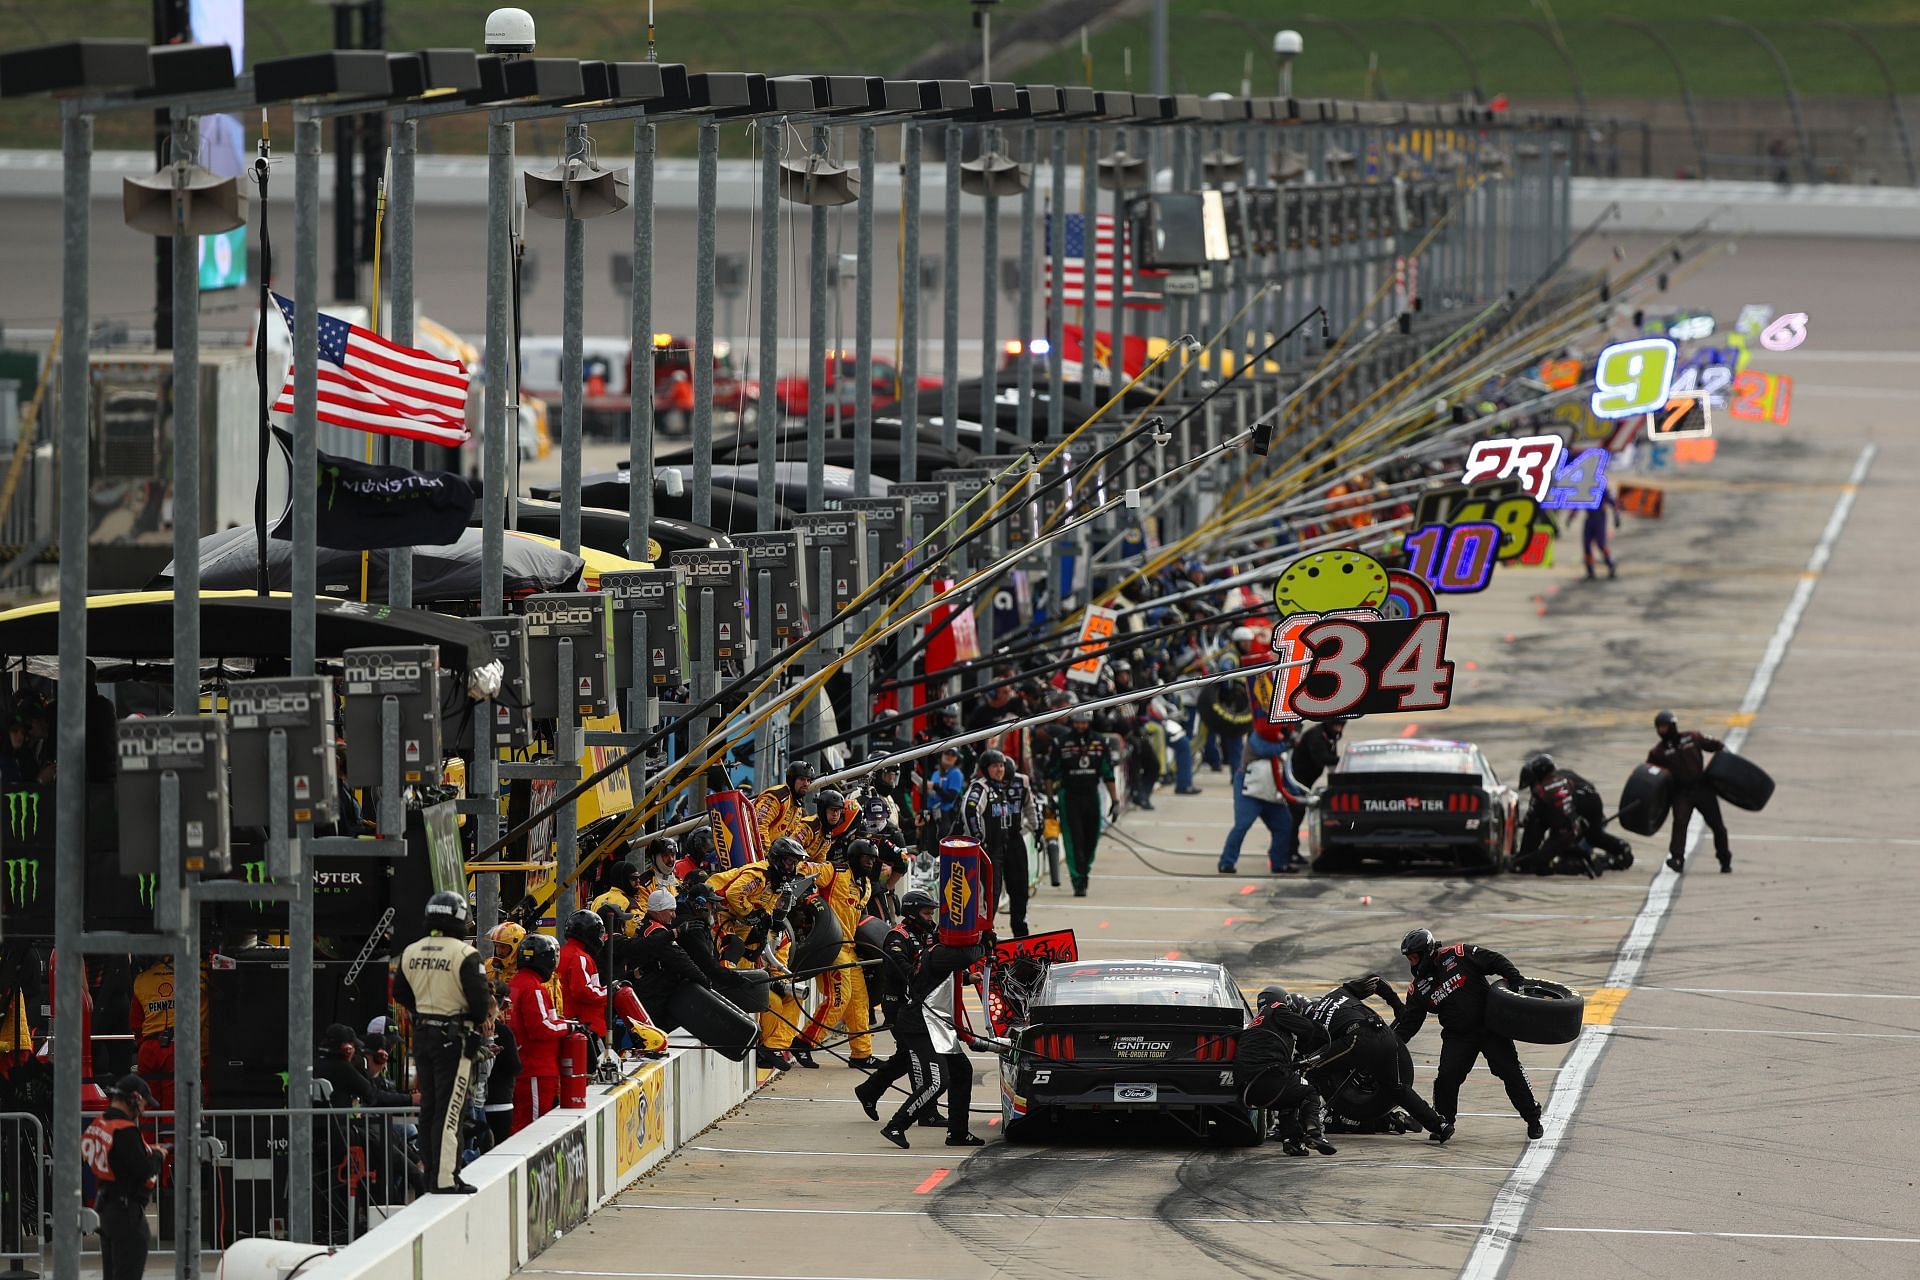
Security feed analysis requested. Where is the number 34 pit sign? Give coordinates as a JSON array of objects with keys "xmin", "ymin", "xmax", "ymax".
[{"xmin": 1267, "ymin": 609, "xmax": 1457, "ymax": 722}]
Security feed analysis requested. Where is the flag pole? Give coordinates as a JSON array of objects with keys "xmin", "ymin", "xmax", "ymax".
[
  {"xmin": 361, "ymin": 164, "xmax": 388, "ymax": 602},
  {"xmin": 254, "ymin": 110, "xmax": 272, "ymax": 597}
]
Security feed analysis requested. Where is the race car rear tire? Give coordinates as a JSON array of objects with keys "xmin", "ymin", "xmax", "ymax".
[
  {"xmin": 1618, "ymin": 764, "xmax": 1674, "ymax": 836},
  {"xmin": 1706, "ymin": 750, "xmax": 1775, "ymax": 812},
  {"xmin": 1485, "ymin": 979, "xmax": 1585, "ymax": 1045}
]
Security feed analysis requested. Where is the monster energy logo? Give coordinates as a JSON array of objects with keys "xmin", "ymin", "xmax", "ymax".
[
  {"xmin": 241, "ymin": 860, "xmax": 269, "ymax": 910},
  {"xmin": 5, "ymin": 790, "xmax": 39, "ymax": 839},
  {"xmin": 4, "ymin": 858, "xmax": 38, "ymax": 906},
  {"xmin": 136, "ymin": 874, "xmax": 157, "ymax": 907}
]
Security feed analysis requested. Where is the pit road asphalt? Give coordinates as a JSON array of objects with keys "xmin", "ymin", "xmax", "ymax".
[{"xmin": 520, "ymin": 236, "xmax": 1917, "ymax": 1280}]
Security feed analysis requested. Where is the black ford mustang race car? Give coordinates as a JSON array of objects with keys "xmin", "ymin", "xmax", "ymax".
[
  {"xmin": 1306, "ymin": 738, "xmax": 1519, "ymax": 873},
  {"xmin": 996, "ymin": 958, "xmax": 1263, "ymax": 1144}
]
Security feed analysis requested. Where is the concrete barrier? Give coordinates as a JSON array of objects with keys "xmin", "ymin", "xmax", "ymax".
[{"xmin": 294, "ymin": 1045, "xmax": 755, "ymax": 1280}]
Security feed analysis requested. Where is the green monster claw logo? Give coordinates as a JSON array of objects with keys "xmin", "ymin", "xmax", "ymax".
[
  {"xmin": 4, "ymin": 858, "xmax": 38, "ymax": 906},
  {"xmin": 5, "ymin": 790, "xmax": 39, "ymax": 839},
  {"xmin": 136, "ymin": 874, "xmax": 157, "ymax": 907},
  {"xmin": 322, "ymin": 462, "xmax": 342, "ymax": 511},
  {"xmin": 241, "ymin": 860, "xmax": 269, "ymax": 910}
]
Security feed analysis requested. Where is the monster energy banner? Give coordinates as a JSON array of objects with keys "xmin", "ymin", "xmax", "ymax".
[
  {"xmin": 525, "ymin": 1125, "xmax": 591, "ymax": 1259},
  {"xmin": 3, "ymin": 853, "xmax": 43, "ymax": 910},
  {"xmin": 273, "ymin": 429, "xmax": 475, "ymax": 550},
  {"xmin": 2, "ymin": 786, "xmax": 49, "ymax": 853}
]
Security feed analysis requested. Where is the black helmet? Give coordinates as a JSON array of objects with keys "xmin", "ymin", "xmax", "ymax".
[
  {"xmin": 1654, "ymin": 709, "xmax": 1677, "ymax": 732},
  {"xmin": 1518, "ymin": 753, "xmax": 1555, "ymax": 787},
  {"xmin": 787, "ymin": 759, "xmax": 817, "ymax": 785},
  {"xmin": 648, "ymin": 834, "xmax": 682, "ymax": 864},
  {"xmin": 684, "ymin": 824, "xmax": 716, "ymax": 865},
  {"xmin": 517, "ymin": 932, "xmax": 560, "ymax": 979},
  {"xmin": 814, "ymin": 787, "xmax": 846, "ymax": 815},
  {"xmin": 423, "ymin": 890, "xmax": 468, "ymax": 934},
  {"xmin": 768, "ymin": 835, "xmax": 807, "ymax": 867},
  {"xmin": 565, "ymin": 909, "xmax": 607, "ymax": 947},
  {"xmin": 1400, "ymin": 928, "xmax": 1439, "ymax": 963},
  {"xmin": 1256, "ymin": 985, "xmax": 1289, "ymax": 1011},
  {"xmin": 978, "ymin": 748, "xmax": 1008, "ymax": 773},
  {"xmin": 899, "ymin": 889, "xmax": 938, "ymax": 931},
  {"xmin": 845, "ymin": 838, "xmax": 878, "ymax": 869},
  {"xmin": 609, "ymin": 860, "xmax": 643, "ymax": 890}
]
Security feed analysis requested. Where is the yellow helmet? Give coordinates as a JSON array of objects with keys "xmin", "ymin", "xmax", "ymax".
[{"xmin": 487, "ymin": 921, "xmax": 527, "ymax": 967}]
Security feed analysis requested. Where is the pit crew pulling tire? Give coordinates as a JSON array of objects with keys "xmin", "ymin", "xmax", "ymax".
[
  {"xmin": 723, "ymin": 969, "xmax": 774, "ymax": 1014},
  {"xmin": 1617, "ymin": 763, "xmax": 1674, "ymax": 837},
  {"xmin": 1485, "ymin": 978, "xmax": 1585, "ymax": 1045},
  {"xmin": 1705, "ymin": 750, "xmax": 1774, "ymax": 812}
]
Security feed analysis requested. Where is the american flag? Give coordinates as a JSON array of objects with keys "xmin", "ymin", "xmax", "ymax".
[
  {"xmin": 271, "ymin": 293, "xmax": 472, "ymax": 446},
  {"xmin": 1043, "ymin": 212, "xmax": 1163, "ymax": 312}
]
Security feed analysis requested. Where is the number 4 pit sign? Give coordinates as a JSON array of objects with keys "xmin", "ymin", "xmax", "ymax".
[{"xmin": 1268, "ymin": 610, "xmax": 1456, "ymax": 723}]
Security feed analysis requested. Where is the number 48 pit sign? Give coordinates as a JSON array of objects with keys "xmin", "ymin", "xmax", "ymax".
[
  {"xmin": 1066, "ymin": 606, "xmax": 1119, "ymax": 684},
  {"xmin": 1268, "ymin": 610, "xmax": 1456, "ymax": 722}
]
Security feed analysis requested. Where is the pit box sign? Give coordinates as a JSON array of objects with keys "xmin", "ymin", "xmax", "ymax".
[
  {"xmin": 525, "ymin": 1125, "xmax": 591, "ymax": 1260},
  {"xmin": 614, "ymin": 1063, "xmax": 668, "ymax": 1178},
  {"xmin": 1065, "ymin": 606, "xmax": 1119, "ymax": 684}
]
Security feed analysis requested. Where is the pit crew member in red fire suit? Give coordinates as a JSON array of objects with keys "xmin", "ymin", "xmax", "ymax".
[{"xmin": 506, "ymin": 934, "xmax": 568, "ymax": 1131}]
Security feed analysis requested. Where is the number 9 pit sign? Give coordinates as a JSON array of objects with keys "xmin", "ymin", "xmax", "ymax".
[{"xmin": 1268, "ymin": 610, "xmax": 1456, "ymax": 723}]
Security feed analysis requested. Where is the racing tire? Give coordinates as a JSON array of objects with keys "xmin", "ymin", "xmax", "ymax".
[
  {"xmin": 1617, "ymin": 764, "xmax": 1673, "ymax": 837},
  {"xmin": 853, "ymin": 916, "xmax": 890, "ymax": 963},
  {"xmin": 1706, "ymin": 750, "xmax": 1774, "ymax": 812},
  {"xmin": 722, "ymin": 969, "xmax": 773, "ymax": 1015},
  {"xmin": 1315, "ymin": 1071, "xmax": 1396, "ymax": 1122},
  {"xmin": 667, "ymin": 984, "xmax": 760, "ymax": 1060},
  {"xmin": 790, "ymin": 909, "xmax": 846, "ymax": 977},
  {"xmin": 1485, "ymin": 979, "xmax": 1585, "ymax": 1045},
  {"xmin": 1046, "ymin": 837, "xmax": 1063, "ymax": 888}
]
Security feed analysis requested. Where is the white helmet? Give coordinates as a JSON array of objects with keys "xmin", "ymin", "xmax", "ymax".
[{"xmin": 1230, "ymin": 625, "xmax": 1256, "ymax": 645}]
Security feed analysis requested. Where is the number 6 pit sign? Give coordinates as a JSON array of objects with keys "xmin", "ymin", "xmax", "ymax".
[{"xmin": 1268, "ymin": 610, "xmax": 1456, "ymax": 722}]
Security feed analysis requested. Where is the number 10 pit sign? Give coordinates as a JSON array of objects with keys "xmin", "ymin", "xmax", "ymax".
[{"xmin": 1268, "ymin": 610, "xmax": 1456, "ymax": 723}]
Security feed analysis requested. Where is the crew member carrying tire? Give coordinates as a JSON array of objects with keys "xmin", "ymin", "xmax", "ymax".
[
  {"xmin": 1649, "ymin": 710, "xmax": 1732, "ymax": 874},
  {"xmin": 1047, "ymin": 705, "xmax": 1122, "ymax": 898},
  {"xmin": 710, "ymin": 836, "xmax": 827, "ymax": 1070},
  {"xmin": 795, "ymin": 838, "xmax": 884, "ymax": 1068},
  {"xmin": 394, "ymin": 891, "xmax": 491, "ymax": 1192},
  {"xmin": 1515, "ymin": 754, "xmax": 1633, "ymax": 876},
  {"xmin": 1302, "ymin": 975, "xmax": 1451, "ymax": 1142},
  {"xmin": 1235, "ymin": 987, "xmax": 1337, "ymax": 1156},
  {"xmin": 1393, "ymin": 928, "xmax": 1544, "ymax": 1141}
]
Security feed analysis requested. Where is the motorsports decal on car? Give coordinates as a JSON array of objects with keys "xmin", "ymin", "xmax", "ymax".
[
  {"xmin": 1363, "ymin": 796, "xmax": 1444, "ymax": 813},
  {"xmin": 1114, "ymin": 1084, "xmax": 1159, "ymax": 1103}
]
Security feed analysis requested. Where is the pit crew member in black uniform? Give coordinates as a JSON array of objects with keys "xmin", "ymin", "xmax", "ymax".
[
  {"xmin": 1302, "ymin": 975, "xmax": 1450, "ymax": 1142},
  {"xmin": 1236, "ymin": 988, "xmax": 1336, "ymax": 1155},
  {"xmin": 1649, "ymin": 709, "xmax": 1732, "ymax": 873},
  {"xmin": 1047, "ymin": 706, "xmax": 1122, "ymax": 898},
  {"xmin": 1393, "ymin": 928, "xmax": 1543, "ymax": 1140},
  {"xmin": 961, "ymin": 748, "xmax": 1036, "ymax": 936},
  {"xmin": 1514, "ymin": 753, "xmax": 1631, "ymax": 877},
  {"xmin": 854, "ymin": 889, "xmax": 944, "ymax": 1129}
]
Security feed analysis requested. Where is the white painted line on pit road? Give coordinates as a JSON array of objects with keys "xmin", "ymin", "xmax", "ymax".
[
  {"xmin": 1737, "ymin": 833, "xmax": 1920, "ymax": 846},
  {"xmin": 525, "ymin": 1272, "xmax": 944, "ymax": 1280},
  {"xmin": 1535, "ymin": 1227, "xmax": 1920, "ymax": 1245},
  {"xmin": 1609, "ymin": 1024, "xmax": 1920, "ymax": 1040},
  {"xmin": 1636, "ymin": 986, "xmax": 1920, "ymax": 1000},
  {"xmin": 1457, "ymin": 442, "xmax": 1878, "ymax": 1280}
]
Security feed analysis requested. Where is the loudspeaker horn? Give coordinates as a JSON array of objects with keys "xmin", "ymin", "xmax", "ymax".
[
  {"xmin": 524, "ymin": 151, "xmax": 632, "ymax": 220},
  {"xmin": 1200, "ymin": 148, "xmax": 1245, "ymax": 184},
  {"xmin": 1095, "ymin": 149, "xmax": 1148, "ymax": 191},
  {"xmin": 1273, "ymin": 148, "xmax": 1310, "ymax": 183},
  {"xmin": 779, "ymin": 151, "xmax": 858, "ymax": 207},
  {"xmin": 122, "ymin": 161, "xmax": 246, "ymax": 238},
  {"xmin": 960, "ymin": 150, "xmax": 1030, "ymax": 197}
]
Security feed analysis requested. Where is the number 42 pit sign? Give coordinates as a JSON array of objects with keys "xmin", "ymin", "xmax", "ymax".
[{"xmin": 1267, "ymin": 610, "xmax": 1457, "ymax": 723}]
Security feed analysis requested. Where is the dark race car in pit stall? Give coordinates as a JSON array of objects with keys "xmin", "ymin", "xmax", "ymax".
[
  {"xmin": 990, "ymin": 952, "xmax": 1264, "ymax": 1145},
  {"xmin": 1306, "ymin": 738, "xmax": 1519, "ymax": 874}
]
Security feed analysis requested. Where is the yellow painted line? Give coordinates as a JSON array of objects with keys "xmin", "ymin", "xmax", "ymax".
[
  {"xmin": 1726, "ymin": 712, "xmax": 1756, "ymax": 727},
  {"xmin": 1584, "ymin": 986, "xmax": 1630, "ymax": 1026}
]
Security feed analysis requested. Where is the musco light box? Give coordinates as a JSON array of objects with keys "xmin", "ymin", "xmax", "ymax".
[
  {"xmin": 524, "ymin": 593, "xmax": 615, "ymax": 718},
  {"xmin": 472, "ymin": 615, "xmax": 534, "ymax": 748},
  {"xmin": 342, "ymin": 644, "xmax": 443, "ymax": 786},
  {"xmin": 227, "ymin": 676, "xmax": 339, "ymax": 829},
  {"xmin": 669, "ymin": 548, "xmax": 751, "ymax": 666},
  {"xmin": 602, "ymin": 567, "xmax": 688, "ymax": 690},
  {"xmin": 116, "ymin": 717, "xmax": 232, "ymax": 876}
]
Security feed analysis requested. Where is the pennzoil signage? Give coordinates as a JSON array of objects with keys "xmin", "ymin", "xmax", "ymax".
[{"xmin": 525, "ymin": 1125, "xmax": 591, "ymax": 1259}]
